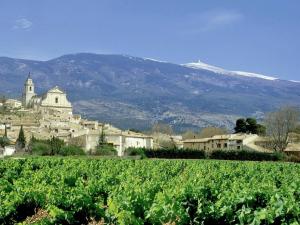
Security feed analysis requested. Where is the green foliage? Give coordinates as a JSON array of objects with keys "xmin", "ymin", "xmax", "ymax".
[
  {"xmin": 144, "ymin": 148, "xmax": 206, "ymax": 159},
  {"xmin": 58, "ymin": 145, "xmax": 85, "ymax": 156},
  {"xmin": 234, "ymin": 118, "xmax": 247, "ymax": 133},
  {"xmin": 30, "ymin": 137, "xmax": 85, "ymax": 156},
  {"xmin": 98, "ymin": 128, "xmax": 106, "ymax": 147},
  {"xmin": 0, "ymin": 136, "xmax": 10, "ymax": 148},
  {"xmin": 16, "ymin": 125, "xmax": 26, "ymax": 149},
  {"xmin": 31, "ymin": 142, "xmax": 51, "ymax": 156},
  {"xmin": 125, "ymin": 147, "xmax": 146, "ymax": 158},
  {"xmin": 128, "ymin": 148, "xmax": 286, "ymax": 161},
  {"xmin": 0, "ymin": 158, "xmax": 300, "ymax": 224},
  {"xmin": 49, "ymin": 137, "xmax": 65, "ymax": 155},
  {"xmin": 235, "ymin": 118, "xmax": 266, "ymax": 135},
  {"xmin": 94, "ymin": 144, "xmax": 116, "ymax": 156},
  {"xmin": 94, "ymin": 128, "xmax": 117, "ymax": 156},
  {"xmin": 256, "ymin": 124, "xmax": 267, "ymax": 136},
  {"xmin": 4, "ymin": 124, "xmax": 7, "ymax": 137},
  {"xmin": 209, "ymin": 149, "xmax": 286, "ymax": 161}
]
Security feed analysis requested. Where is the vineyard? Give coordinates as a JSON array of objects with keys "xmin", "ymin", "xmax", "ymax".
[{"xmin": 1, "ymin": 158, "xmax": 300, "ymax": 225}]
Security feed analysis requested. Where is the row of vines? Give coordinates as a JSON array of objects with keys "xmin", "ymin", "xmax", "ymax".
[{"xmin": 1, "ymin": 158, "xmax": 300, "ymax": 224}]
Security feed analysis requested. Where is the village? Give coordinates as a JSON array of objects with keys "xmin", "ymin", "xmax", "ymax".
[
  {"xmin": 0, "ymin": 73, "xmax": 299, "ymax": 158},
  {"xmin": 0, "ymin": 74, "xmax": 154, "ymax": 156}
]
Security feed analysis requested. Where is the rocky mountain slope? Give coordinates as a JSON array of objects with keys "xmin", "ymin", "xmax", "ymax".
[{"xmin": 0, "ymin": 53, "xmax": 299, "ymax": 131}]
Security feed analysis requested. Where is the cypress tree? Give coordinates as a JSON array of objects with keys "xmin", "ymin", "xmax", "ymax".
[
  {"xmin": 98, "ymin": 128, "xmax": 106, "ymax": 148},
  {"xmin": 16, "ymin": 125, "xmax": 26, "ymax": 149},
  {"xmin": 4, "ymin": 124, "xmax": 7, "ymax": 138}
]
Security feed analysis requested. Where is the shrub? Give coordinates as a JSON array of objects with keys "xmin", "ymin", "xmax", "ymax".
[
  {"xmin": 49, "ymin": 137, "xmax": 65, "ymax": 155},
  {"xmin": 58, "ymin": 145, "xmax": 86, "ymax": 156},
  {"xmin": 144, "ymin": 148, "xmax": 206, "ymax": 159},
  {"xmin": 31, "ymin": 142, "xmax": 51, "ymax": 156},
  {"xmin": 0, "ymin": 136, "xmax": 10, "ymax": 148},
  {"xmin": 93, "ymin": 144, "xmax": 117, "ymax": 156},
  {"xmin": 125, "ymin": 147, "xmax": 146, "ymax": 158},
  {"xmin": 209, "ymin": 149, "xmax": 285, "ymax": 161}
]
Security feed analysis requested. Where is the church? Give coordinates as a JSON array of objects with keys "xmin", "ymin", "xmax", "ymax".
[{"xmin": 22, "ymin": 74, "xmax": 73, "ymax": 116}]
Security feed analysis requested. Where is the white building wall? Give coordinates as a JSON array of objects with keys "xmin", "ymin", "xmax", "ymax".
[
  {"xmin": 41, "ymin": 92, "xmax": 72, "ymax": 109},
  {"xmin": 4, "ymin": 146, "xmax": 16, "ymax": 156}
]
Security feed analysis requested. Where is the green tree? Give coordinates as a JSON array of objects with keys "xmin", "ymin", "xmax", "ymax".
[
  {"xmin": 16, "ymin": 125, "xmax": 26, "ymax": 149},
  {"xmin": 234, "ymin": 118, "xmax": 266, "ymax": 135},
  {"xmin": 98, "ymin": 128, "xmax": 106, "ymax": 148},
  {"xmin": 49, "ymin": 136, "xmax": 65, "ymax": 155},
  {"xmin": 95, "ymin": 129, "xmax": 116, "ymax": 155},
  {"xmin": 0, "ymin": 136, "xmax": 10, "ymax": 148},
  {"xmin": 4, "ymin": 124, "xmax": 8, "ymax": 138},
  {"xmin": 246, "ymin": 118, "xmax": 258, "ymax": 134},
  {"xmin": 234, "ymin": 118, "xmax": 247, "ymax": 133},
  {"xmin": 256, "ymin": 124, "xmax": 266, "ymax": 136}
]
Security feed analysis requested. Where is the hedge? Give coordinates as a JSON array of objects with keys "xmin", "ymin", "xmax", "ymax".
[
  {"xmin": 209, "ymin": 149, "xmax": 286, "ymax": 161},
  {"xmin": 125, "ymin": 148, "xmax": 287, "ymax": 161}
]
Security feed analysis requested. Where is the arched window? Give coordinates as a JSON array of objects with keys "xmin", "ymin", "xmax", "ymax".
[
  {"xmin": 55, "ymin": 97, "xmax": 59, "ymax": 103},
  {"xmin": 29, "ymin": 87, "xmax": 32, "ymax": 91}
]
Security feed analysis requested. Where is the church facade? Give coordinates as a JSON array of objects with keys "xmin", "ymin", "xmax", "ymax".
[{"xmin": 22, "ymin": 74, "xmax": 73, "ymax": 116}]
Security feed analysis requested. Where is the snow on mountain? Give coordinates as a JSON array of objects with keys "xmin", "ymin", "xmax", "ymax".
[
  {"xmin": 183, "ymin": 60, "xmax": 278, "ymax": 81},
  {"xmin": 143, "ymin": 57, "xmax": 168, "ymax": 63},
  {"xmin": 231, "ymin": 71, "xmax": 277, "ymax": 81},
  {"xmin": 183, "ymin": 60, "xmax": 229, "ymax": 74}
]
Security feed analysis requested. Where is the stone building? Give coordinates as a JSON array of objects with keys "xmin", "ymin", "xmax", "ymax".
[
  {"xmin": 0, "ymin": 74, "xmax": 154, "ymax": 157},
  {"xmin": 105, "ymin": 130, "xmax": 153, "ymax": 156},
  {"xmin": 183, "ymin": 134, "xmax": 269, "ymax": 152},
  {"xmin": 22, "ymin": 74, "xmax": 72, "ymax": 116},
  {"xmin": 4, "ymin": 99, "xmax": 22, "ymax": 109}
]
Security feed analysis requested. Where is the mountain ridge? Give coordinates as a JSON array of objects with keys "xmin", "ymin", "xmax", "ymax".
[{"xmin": 0, "ymin": 53, "xmax": 299, "ymax": 131}]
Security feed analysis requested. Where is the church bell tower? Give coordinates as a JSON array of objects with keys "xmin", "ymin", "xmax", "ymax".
[{"xmin": 22, "ymin": 72, "xmax": 36, "ymax": 107}]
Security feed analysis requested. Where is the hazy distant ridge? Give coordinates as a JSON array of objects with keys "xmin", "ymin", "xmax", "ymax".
[{"xmin": 0, "ymin": 53, "xmax": 299, "ymax": 131}]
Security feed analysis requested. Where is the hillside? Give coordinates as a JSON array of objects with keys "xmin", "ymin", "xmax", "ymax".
[{"xmin": 0, "ymin": 53, "xmax": 299, "ymax": 131}]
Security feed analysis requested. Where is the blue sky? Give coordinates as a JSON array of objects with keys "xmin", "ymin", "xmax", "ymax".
[{"xmin": 0, "ymin": 0, "xmax": 299, "ymax": 80}]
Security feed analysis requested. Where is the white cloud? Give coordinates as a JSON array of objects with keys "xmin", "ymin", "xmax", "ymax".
[
  {"xmin": 13, "ymin": 18, "xmax": 33, "ymax": 30},
  {"xmin": 183, "ymin": 9, "xmax": 243, "ymax": 34}
]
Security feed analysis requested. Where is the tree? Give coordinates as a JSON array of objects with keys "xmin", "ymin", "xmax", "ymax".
[
  {"xmin": 265, "ymin": 106, "xmax": 300, "ymax": 152},
  {"xmin": 4, "ymin": 124, "xmax": 7, "ymax": 138},
  {"xmin": 234, "ymin": 118, "xmax": 266, "ymax": 135},
  {"xmin": 95, "ymin": 128, "xmax": 116, "ymax": 155},
  {"xmin": 49, "ymin": 136, "xmax": 65, "ymax": 155},
  {"xmin": 16, "ymin": 125, "xmax": 26, "ymax": 149},
  {"xmin": 256, "ymin": 124, "xmax": 266, "ymax": 136},
  {"xmin": 0, "ymin": 136, "xmax": 10, "ymax": 148},
  {"xmin": 199, "ymin": 127, "xmax": 228, "ymax": 138},
  {"xmin": 98, "ymin": 128, "xmax": 106, "ymax": 148},
  {"xmin": 234, "ymin": 119, "xmax": 247, "ymax": 133},
  {"xmin": 246, "ymin": 118, "xmax": 258, "ymax": 134}
]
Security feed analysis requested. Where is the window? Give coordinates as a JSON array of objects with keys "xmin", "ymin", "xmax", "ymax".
[
  {"xmin": 217, "ymin": 143, "xmax": 221, "ymax": 148},
  {"xmin": 55, "ymin": 97, "xmax": 59, "ymax": 103},
  {"xmin": 224, "ymin": 143, "xmax": 228, "ymax": 148},
  {"xmin": 29, "ymin": 87, "xmax": 32, "ymax": 91}
]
